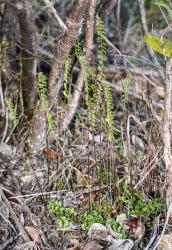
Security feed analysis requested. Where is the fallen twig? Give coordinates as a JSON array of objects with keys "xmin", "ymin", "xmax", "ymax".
[{"xmin": 0, "ymin": 187, "xmax": 30, "ymax": 242}]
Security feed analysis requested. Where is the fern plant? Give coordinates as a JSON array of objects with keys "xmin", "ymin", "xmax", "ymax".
[
  {"xmin": 103, "ymin": 85, "xmax": 115, "ymax": 140},
  {"xmin": 38, "ymin": 72, "xmax": 48, "ymax": 108},
  {"xmin": 37, "ymin": 72, "xmax": 56, "ymax": 137},
  {"xmin": 74, "ymin": 17, "xmax": 115, "ymax": 141},
  {"xmin": 75, "ymin": 41, "xmax": 95, "ymax": 124},
  {"xmin": 121, "ymin": 72, "xmax": 132, "ymax": 106},
  {"xmin": 96, "ymin": 15, "xmax": 106, "ymax": 82},
  {"xmin": 6, "ymin": 98, "xmax": 19, "ymax": 127},
  {"xmin": 63, "ymin": 56, "xmax": 72, "ymax": 98},
  {"xmin": 96, "ymin": 15, "xmax": 115, "ymax": 141}
]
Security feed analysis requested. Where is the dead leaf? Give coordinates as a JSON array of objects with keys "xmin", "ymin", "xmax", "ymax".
[
  {"xmin": 123, "ymin": 217, "xmax": 139, "ymax": 228},
  {"xmin": 24, "ymin": 226, "xmax": 43, "ymax": 245},
  {"xmin": 43, "ymin": 147, "xmax": 62, "ymax": 160},
  {"xmin": 73, "ymin": 167, "xmax": 93, "ymax": 187},
  {"xmin": 83, "ymin": 241, "xmax": 102, "ymax": 250},
  {"xmin": 82, "ymin": 191, "xmax": 98, "ymax": 205}
]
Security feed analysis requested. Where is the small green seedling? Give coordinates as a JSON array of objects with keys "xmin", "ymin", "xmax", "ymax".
[
  {"xmin": 107, "ymin": 219, "xmax": 126, "ymax": 239},
  {"xmin": 48, "ymin": 200, "xmax": 75, "ymax": 228},
  {"xmin": 79, "ymin": 211, "xmax": 104, "ymax": 230}
]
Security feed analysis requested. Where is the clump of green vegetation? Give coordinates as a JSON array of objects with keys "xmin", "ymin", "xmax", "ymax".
[
  {"xmin": 92, "ymin": 194, "xmax": 113, "ymax": 218},
  {"xmin": 79, "ymin": 198, "xmax": 126, "ymax": 239},
  {"xmin": 119, "ymin": 181, "xmax": 164, "ymax": 217},
  {"xmin": 47, "ymin": 200, "xmax": 75, "ymax": 228},
  {"xmin": 6, "ymin": 98, "xmax": 19, "ymax": 126},
  {"xmin": 47, "ymin": 196, "xmax": 126, "ymax": 238},
  {"xmin": 47, "ymin": 182, "xmax": 163, "ymax": 238},
  {"xmin": 97, "ymin": 168, "xmax": 113, "ymax": 185},
  {"xmin": 79, "ymin": 211, "xmax": 104, "ymax": 230},
  {"xmin": 107, "ymin": 219, "xmax": 126, "ymax": 239}
]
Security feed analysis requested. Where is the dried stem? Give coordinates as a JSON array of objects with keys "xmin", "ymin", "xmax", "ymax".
[{"xmin": 163, "ymin": 56, "xmax": 172, "ymax": 211}]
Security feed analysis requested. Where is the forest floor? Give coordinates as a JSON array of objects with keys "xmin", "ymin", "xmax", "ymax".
[
  {"xmin": 1, "ymin": 0, "xmax": 172, "ymax": 249},
  {"xmin": 0, "ymin": 105, "xmax": 168, "ymax": 249}
]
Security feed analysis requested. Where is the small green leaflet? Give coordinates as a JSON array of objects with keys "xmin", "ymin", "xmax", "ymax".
[
  {"xmin": 143, "ymin": 34, "xmax": 172, "ymax": 57},
  {"xmin": 155, "ymin": 0, "xmax": 172, "ymax": 20}
]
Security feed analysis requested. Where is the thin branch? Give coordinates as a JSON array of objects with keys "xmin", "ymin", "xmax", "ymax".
[
  {"xmin": 43, "ymin": 0, "xmax": 67, "ymax": 32},
  {"xmin": 116, "ymin": 0, "xmax": 122, "ymax": 42},
  {"xmin": 0, "ymin": 187, "xmax": 30, "ymax": 242},
  {"xmin": 152, "ymin": 204, "xmax": 172, "ymax": 250}
]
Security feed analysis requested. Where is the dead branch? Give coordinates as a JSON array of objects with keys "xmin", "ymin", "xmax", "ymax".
[
  {"xmin": 0, "ymin": 187, "xmax": 30, "ymax": 242},
  {"xmin": 61, "ymin": 0, "xmax": 96, "ymax": 132}
]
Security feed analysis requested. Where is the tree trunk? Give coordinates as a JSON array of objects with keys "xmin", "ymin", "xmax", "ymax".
[{"xmin": 14, "ymin": 0, "xmax": 38, "ymax": 118}]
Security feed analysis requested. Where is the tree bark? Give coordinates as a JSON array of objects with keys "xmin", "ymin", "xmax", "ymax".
[
  {"xmin": 0, "ymin": 1, "xmax": 18, "ymax": 84},
  {"xmin": 14, "ymin": 0, "xmax": 37, "ymax": 118},
  {"xmin": 99, "ymin": 0, "xmax": 117, "ymax": 21}
]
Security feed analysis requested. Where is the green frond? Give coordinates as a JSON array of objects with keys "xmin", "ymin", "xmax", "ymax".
[
  {"xmin": 121, "ymin": 72, "xmax": 132, "ymax": 105},
  {"xmin": 38, "ymin": 72, "xmax": 48, "ymax": 104},
  {"xmin": 75, "ymin": 41, "xmax": 84, "ymax": 66},
  {"xmin": 37, "ymin": 72, "xmax": 56, "ymax": 137},
  {"xmin": 96, "ymin": 15, "xmax": 115, "ymax": 140},
  {"xmin": 103, "ymin": 84, "xmax": 115, "ymax": 141},
  {"xmin": 6, "ymin": 98, "xmax": 19, "ymax": 127},
  {"xmin": 63, "ymin": 56, "xmax": 72, "ymax": 98},
  {"xmin": 75, "ymin": 41, "xmax": 95, "ymax": 118},
  {"xmin": 47, "ymin": 112, "xmax": 56, "ymax": 136}
]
